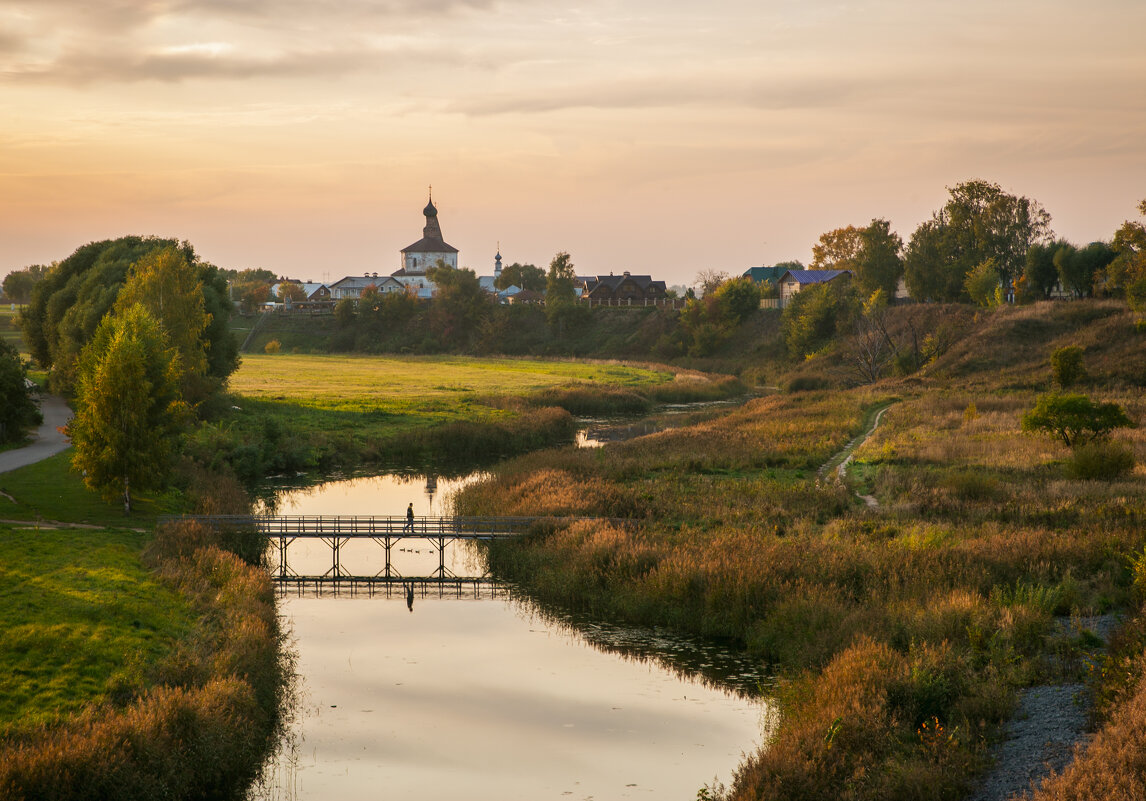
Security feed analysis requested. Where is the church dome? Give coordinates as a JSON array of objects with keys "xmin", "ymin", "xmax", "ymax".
[{"xmin": 423, "ymin": 199, "xmax": 437, "ymax": 217}]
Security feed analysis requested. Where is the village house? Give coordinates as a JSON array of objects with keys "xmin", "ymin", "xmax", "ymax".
[
  {"xmin": 778, "ymin": 269, "xmax": 851, "ymax": 307},
  {"xmin": 578, "ymin": 272, "xmax": 667, "ymax": 305},
  {"xmin": 328, "ymin": 274, "xmax": 404, "ymax": 299}
]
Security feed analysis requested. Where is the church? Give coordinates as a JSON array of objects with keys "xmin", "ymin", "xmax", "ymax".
[{"xmin": 391, "ymin": 191, "xmax": 458, "ymax": 297}]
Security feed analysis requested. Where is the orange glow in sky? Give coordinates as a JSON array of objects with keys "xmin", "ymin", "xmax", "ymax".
[{"xmin": 1, "ymin": 0, "xmax": 1144, "ymax": 286}]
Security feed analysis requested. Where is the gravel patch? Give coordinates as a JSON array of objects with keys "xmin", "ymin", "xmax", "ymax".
[{"xmin": 968, "ymin": 614, "xmax": 1120, "ymax": 801}]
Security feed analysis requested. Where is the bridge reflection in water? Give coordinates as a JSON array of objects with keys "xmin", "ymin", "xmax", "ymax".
[{"xmin": 174, "ymin": 515, "xmax": 540, "ymax": 595}]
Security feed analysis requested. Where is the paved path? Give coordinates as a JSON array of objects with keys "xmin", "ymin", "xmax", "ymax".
[{"xmin": 0, "ymin": 394, "xmax": 72, "ymax": 475}]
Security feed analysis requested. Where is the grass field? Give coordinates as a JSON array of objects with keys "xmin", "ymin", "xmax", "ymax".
[
  {"xmin": 0, "ymin": 526, "xmax": 194, "ymax": 728},
  {"xmin": 229, "ymin": 353, "xmax": 674, "ymax": 414},
  {"xmin": 200, "ymin": 354, "xmax": 723, "ymax": 480}
]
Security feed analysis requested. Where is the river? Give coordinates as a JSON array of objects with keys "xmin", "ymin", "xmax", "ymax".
[{"xmin": 254, "ymin": 469, "xmax": 769, "ymax": 800}]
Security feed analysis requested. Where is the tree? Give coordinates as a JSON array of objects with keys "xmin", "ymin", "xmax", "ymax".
[
  {"xmin": 1055, "ymin": 241, "xmax": 1116, "ymax": 299},
  {"xmin": 1021, "ymin": 393, "xmax": 1134, "ymax": 448},
  {"xmin": 277, "ymin": 281, "xmax": 307, "ymax": 303},
  {"xmin": 2, "ymin": 264, "xmax": 48, "ymax": 304},
  {"xmin": 1023, "ymin": 241, "xmax": 1064, "ymax": 300},
  {"xmin": 694, "ymin": 269, "xmax": 729, "ymax": 297},
  {"xmin": 711, "ymin": 276, "xmax": 761, "ymax": 324},
  {"xmin": 848, "ymin": 290, "xmax": 897, "ymax": 383},
  {"xmin": 113, "ymin": 246, "xmax": 212, "ymax": 405},
  {"xmin": 68, "ymin": 304, "xmax": 190, "ymax": 513},
  {"xmin": 0, "ymin": 338, "xmax": 41, "ymax": 443},
  {"xmin": 426, "ymin": 263, "xmax": 490, "ymax": 346},
  {"xmin": 1050, "ymin": 345, "xmax": 1086, "ymax": 388},
  {"xmin": 857, "ymin": 219, "xmax": 904, "ymax": 298},
  {"xmin": 19, "ymin": 236, "xmax": 238, "ymax": 397},
  {"xmin": 495, "ymin": 262, "xmax": 546, "ymax": 292},
  {"xmin": 811, "ymin": 226, "xmax": 864, "ymax": 272},
  {"xmin": 1101, "ymin": 199, "xmax": 1146, "ymax": 298},
  {"xmin": 545, "ymin": 252, "xmax": 581, "ymax": 335},
  {"xmin": 964, "ymin": 259, "xmax": 1002, "ymax": 308},
  {"xmin": 782, "ymin": 281, "xmax": 860, "ymax": 358},
  {"xmin": 904, "ymin": 180, "xmax": 1052, "ymax": 301},
  {"xmin": 813, "ymin": 220, "xmax": 903, "ymax": 298}
]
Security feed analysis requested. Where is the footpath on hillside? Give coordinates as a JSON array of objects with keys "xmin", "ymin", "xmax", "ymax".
[{"xmin": 0, "ymin": 394, "xmax": 72, "ymax": 475}]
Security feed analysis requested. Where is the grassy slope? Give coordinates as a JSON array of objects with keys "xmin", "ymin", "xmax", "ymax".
[
  {"xmin": 0, "ymin": 525, "xmax": 194, "ymax": 728},
  {"xmin": 455, "ymin": 300, "xmax": 1146, "ymax": 800},
  {"xmin": 0, "ymin": 451, "xmax": 184, "ymax": 525}
]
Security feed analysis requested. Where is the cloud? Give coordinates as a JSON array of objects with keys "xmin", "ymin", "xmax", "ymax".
[{"xmin": 448, "ymin": 73, "xmax": 869, "ymax": 116}]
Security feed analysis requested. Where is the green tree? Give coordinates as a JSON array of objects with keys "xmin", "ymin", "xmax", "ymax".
[
  {"xmin": 20, "ymin": 236, "xmax": 237, "ymax": 397},
  {"xmin": 0, "ymin": 338, "xmax": 41, "ymax": 443},
  {"xmin": 1023, "ymin": 241, "xmax": 1065, "ymax": 300},
  {"xmin": 545, "ymin": 252, "xmax": 581, "ymax": 335},
  {"xmin": 964, "ymin": 259, "xmax": 1002, "ymax": 307},
  {"xmin": 712, "ymin": 276, "xmax": 761, "ymax": 324},
  {"xmin": 2, "ymin": 264, "xmax": 49, "ymax": 304},
  {"xmin": 495, "ymin": 263, "xmax": 546, "ymax": 292},
  {"xmin": 1055, "ymin": 241, "xmax": 1116, "ymax": 299},
  {"xmin": 277, "ymin": 281, "xmax": 307, "ymax": 303},
  {"xmin": 813, "ymin": 220, "xmax": 903, "ymax": 298},
  {"xmin": 113, "ymin": 247, "xmax": 212, "ymax": 405},
  {"xmin": 904, "ymin": 180, "xmax": 1052, "ymax": 301},
  {"xmin": 426, "ymin": 263, "xmax": 490, "ymax": 346},
  {"xmin": 782, "ymin": 281, "xmax": 860, "ymax": 358},
  {"xmin": 1050, "ymin": 345, "xmax": 1086, "ymax": 388},
  {"xmin": 68, "ymin": 304, "xmax": 190, "ymax": 513},
  {"xmin": 1101, "ymin": 199, "xmax": 1146, "ymax": 297},
  {"xmin": 1021, "ymin": 393, "xmax": 1134, "ymax": 447}
]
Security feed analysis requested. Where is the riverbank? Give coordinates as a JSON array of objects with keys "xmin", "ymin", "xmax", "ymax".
[
  {"xmin": 0, "ymin": 442, "xmax": 287, "ymax": 799},
  {"xmin": 456, "ymin": 354, "xmax": 1145, "ymax": 799}
]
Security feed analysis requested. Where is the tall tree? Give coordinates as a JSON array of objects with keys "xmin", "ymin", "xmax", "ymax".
[
  {"xmin": 426, "ymin": 263, "xmax": 490, "ymax": 346},
  {"xmin": 904, "ymin": 180, "xmax": 1052, "ymax": 301},
  {"xmin": 814, "ymin": 220, "xmax": 903, "ymax": 298},
  {"xmin": 1102, "ymin": 199, "xmax": 1146, "ymax": 300},
  {"xmin": 68, "ymin": 304, "xmax": 189, "ymax": 514},
  {"xmin": 545, "ymin": 252, "xmax": 580, "ymax": 335},
  {"xmin": 19, "ymin": 236, "xmax": 238, "ymax": 398},
  {"xmin": 114, "ymin": 246, "xmax": 212, "ymax": 404},
  {"xmin": 1023, "ymin": 241, "xmax": 1065, "ymax": 299}
]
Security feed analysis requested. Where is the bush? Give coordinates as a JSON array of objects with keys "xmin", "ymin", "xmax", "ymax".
[
  {"xmin": 1067, "ymin": 439, "xmax": 1136, "ymax": 480},
  {"xmin": 263, "ymin": 339, "xmax": 281, "ymax": 354},
  {"xmin": 786, "ymin": 375, "xmax": 831, "ymax": 393},
  {"xmin": 1050, "ymin": 344, "xmax": 1087, "ymax": 388},
  {"xmin": 1021, "ymin": 393, "xmax": 1135, "ymax": 447}
]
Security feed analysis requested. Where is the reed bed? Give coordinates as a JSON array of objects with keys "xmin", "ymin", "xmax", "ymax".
[{"xmin": 457, "ymin": 375, "xmax": 1146, "ymax": 801}]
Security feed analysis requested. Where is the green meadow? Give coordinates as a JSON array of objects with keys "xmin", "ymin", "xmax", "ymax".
[{"xmin": 0, "ymin": 526, "xmax": 194, "ymax": 728}]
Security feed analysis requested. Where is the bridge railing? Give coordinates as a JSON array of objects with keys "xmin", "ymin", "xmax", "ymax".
[{"xmin": 158, "ymin": 514, "xmax": 543, "ymax": 537}]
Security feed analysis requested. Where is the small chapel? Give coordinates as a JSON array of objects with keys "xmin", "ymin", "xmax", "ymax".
[{"xmin": 396, "ymin": 190, "xmax": 458, "ymax": 276}]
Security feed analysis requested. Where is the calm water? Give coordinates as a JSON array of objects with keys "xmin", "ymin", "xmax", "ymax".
[{"xmin": 256, "ymin": 474, "xmax": 770, "ymax": 801}]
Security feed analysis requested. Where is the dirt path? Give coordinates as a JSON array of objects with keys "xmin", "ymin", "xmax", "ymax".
[
  {"xmin": 0, "ymin": 394, "xmax": 72, "ymax": 475},
  {"xmin": 818, "ymin": 401, "xmax": 895, "ymax": 507}
]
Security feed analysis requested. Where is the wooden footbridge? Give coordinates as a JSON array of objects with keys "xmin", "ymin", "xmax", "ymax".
[{"xmin": 170, "ymin": 515, "xmax": 541, "ymax": 593}]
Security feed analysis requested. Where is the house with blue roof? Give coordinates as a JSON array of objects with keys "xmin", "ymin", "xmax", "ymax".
[{"xmin": 778, "ymin": 269, "xmax": 851, "ymax": 307}]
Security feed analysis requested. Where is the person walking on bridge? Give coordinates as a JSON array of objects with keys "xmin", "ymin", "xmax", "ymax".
[{"xmin": 403, "ymin": 502, "xmax": 414, "ymax": 534}]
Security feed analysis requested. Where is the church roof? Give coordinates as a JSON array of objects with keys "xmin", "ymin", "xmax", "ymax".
[{"xmin": 402, "ymin": 191, "xmax": 458, "ymax": 254}]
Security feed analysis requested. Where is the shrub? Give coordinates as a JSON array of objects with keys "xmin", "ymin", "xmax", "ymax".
[
  {"xmin": 786, "ymin": 375, "xmax": 831, "ymax": 393},
  {"xmin": 1067, "ymin": 439, "xmax": 1136, "ymax": 481},
  {"xmin": 263, "ymin": 339, "xmax": 281, "ymax": 354},
  {"xmin": 1050, "ymin": 344, "xmax": 1087, "ymax": 388},
  {"xmin": 1021, "ymin": 393, "xmax": 1135, "ymax": 447}
]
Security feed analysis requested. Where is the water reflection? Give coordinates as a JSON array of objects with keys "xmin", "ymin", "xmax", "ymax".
[{"xmin": 254, "ymin": 471, "xmax": 772, "ymax": 801}]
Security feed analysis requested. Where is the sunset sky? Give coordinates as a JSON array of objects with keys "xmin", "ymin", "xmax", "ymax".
[{"xmin": 2, "ymin": 0, "xmax": 1144, "ymax": 287}]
